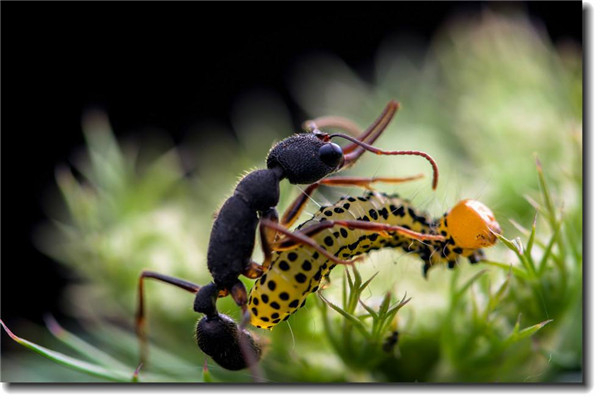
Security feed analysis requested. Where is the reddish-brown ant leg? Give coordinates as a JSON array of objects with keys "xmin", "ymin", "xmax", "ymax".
[
  {"xmin": 242, "ymin": 207, "xmax": 280, "ymax": 279},
  {"xmin": 303, "ymin": 115, "xmax": 362, "ymax": 137},
  {"xmin": 303, "ymin": 100, "xmax": 400, "ymax": 155},
  {"xmin": 243, "ymin": 262, "xmax": 266, "ymax": 279},
  {"xmin": 280, "ymin": 174, "xmax": 424, "ymax": 229},
  {"xmin": 274, "ymin": 220, "xmax": 445, "ymax": 251},
  {"xmin": 300, "ymin": 101, "xmax": 438, "ymax": 188},
  {"xmin": 260, "ymin": 219, "xmax": 363, "ymax": 266},
  {"xmin": 339, "ymin": 100, "xmax": 400, "ymax": 155},
  {"xmin": 228, "ymin": 279, "xmax": 265, "ymax": 381},
  {"xmin": 135, "ymin": 271, "xmax": 200, "ymax": 365},
  {"xmin": 280, "ymin": 182, "xmax": 321, "ymax": 228}
]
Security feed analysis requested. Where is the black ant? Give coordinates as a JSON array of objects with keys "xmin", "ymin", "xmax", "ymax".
[{"xmin": 135, "ymin": 100, "xmax": 439, "ymax": 373}]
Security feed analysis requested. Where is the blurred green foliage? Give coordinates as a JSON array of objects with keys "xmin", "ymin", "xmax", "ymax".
[{"xmin": 3, "ymin": 9, "xmax": 581, "ymax": 382}]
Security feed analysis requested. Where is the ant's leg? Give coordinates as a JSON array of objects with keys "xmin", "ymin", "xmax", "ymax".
[
  {"xmin": 241, "ymin": 208, "xmax": 279, "ymax": 280},
  {"xmin": 281, "ymin": 174, "xmax": 424, "ymax": 228},
  {"xmin": 228, "ymin": 279, "xmax": 264, "ymax": 380},
  {"xmin": 229, "ymin": 280, "xmax": 250, "ymax": 326},
  {"xmin": 228, "ymin": 209, "xmax": 279, "ymax": 377},
  {"xmin": 136, "ymin": 271, "xmax": 200, "ymax": 365},
  {"xmin": 306, "ymin": 101, "xmax": 438, "ymax": 188},
  {"xmin": 260, "ymin": 219, "xmax": 363, "ymax": 266},
  {"xmin": 280, "ymin": 182, "xmax": 321, "ymax": 228},
  {"xmin": 245, "ymin": 203, "xmax": 329, "ymax": 274},
  {"xmin": 243, "ymin": 262, "xmax": 266, "ymax": 279},
  {"xmin": 259, "ymin": 207, "xmax": 278, "ymax": 267},
  {"xmin": 317, "ymin": 102, "xmax": 438, "ymax": 189},
  {"xmin": 312, "ymin": 175, "xmax": 424, "ymax": 190},
  {"xmin": 339, "ymin": 100, "xmax": 400, "ymax": 155},
  {"xmin": 303, "ymin": 115, "xmax": 362, "ymax": 137},
  {"xmin": 274, "ymin": 219, "xmax": 445, "ymax": 251},
  {"xmin": 303, "ymin": 100, "xmax": 400, "ymax": 154}
]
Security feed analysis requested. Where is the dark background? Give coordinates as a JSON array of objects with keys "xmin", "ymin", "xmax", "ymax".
[{"xmin": 0, "ymin": 1, "xmax": 581, "ymax": 346}]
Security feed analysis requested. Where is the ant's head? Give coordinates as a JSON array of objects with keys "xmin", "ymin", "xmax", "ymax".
[
  {"xmin": 266, "ymin": 100, "xmax": 439, "ymax": 188},
  {"xmin": 445, "ymin": 199, "xmax": 501, "ymax": 249},
  {"xmin": 266, "ymin": 133, "xmax": 343, "ymax": 184}
]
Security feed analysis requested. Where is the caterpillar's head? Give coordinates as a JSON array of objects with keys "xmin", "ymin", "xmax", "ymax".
[{"xmin": 446, "ymin": 200, "xmax": 501, "ymax": 249}]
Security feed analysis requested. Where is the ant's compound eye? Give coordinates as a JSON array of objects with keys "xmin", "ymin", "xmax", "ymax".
[{"xmin": 319, "ymin": 143, "xmax": 343, "ymax": 167}]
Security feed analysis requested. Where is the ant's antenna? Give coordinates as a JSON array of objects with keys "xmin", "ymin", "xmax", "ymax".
[{"xmin": 328, "ymin": 132, "xmax": 439, "ymax": 190}]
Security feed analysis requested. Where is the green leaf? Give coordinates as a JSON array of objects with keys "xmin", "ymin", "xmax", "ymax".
[
  {"xmin": 358, "ymin": 299, "xmax": 378, "ymax": 321},
  {"xmin": 506, "ymin": 319, "xmax": 553, "ymax": 344},
  {"xmin": 349, "ymin": 264, "xmax": 362, "ymax": 289},
  {"xmin": 496, "ymin": 234, "xmax": 537, "ymax": 276},
  {"xmin": 523, "ymin": 194, "xmax": 542, "ymax": 213},
  {"xmin": 482, "ymin": 260, "xmax": 528, "ymax": 280},
  {"xmin": 526, "ymin": 213, "xmax": 537, "ymax": 255},
  {"xmin": 455, "ymin": 270, "xmax": 488, "ymax": 300},
  {"xmin": 538, "ymin": 220, "xmax": 563, "ymax": 276},
  {"xmin": 536, "ymin": 157, "xmax": 557, "ymax": 228},
  {"xmin": 497, "ymin": 234, "xmax": 524, "ymax": 255},
  {"xmin": 487, "ymin": 273, "xmax": 511, "ymax": 315},
  {"xmin": 509, "ymin": 219, "xmax": 530, "ymax": 236},
  {"xmin": 358, "ymin": 272, "xmax": 379, "ymax": 292},
  {"xmin": 44, "ymin": 315, "xmax": 131, "ymax": 371},
  {"xmin": 378, "ymin": 291, "xmax": 392, "ymax": 319},
  {"xmin": 1, "ymin": 319, "xmax": 135, "ymax": 382},
  {"xmin": 382, "ymin": 296, "xmax": 411, "ymax": 333},
  {"xmin": 386, "ymin": 293, "xmax": 411, "ymax": 321},
  {"xmin": 318, "ymin": 293, "xmax": 370, "ymax": 338}
]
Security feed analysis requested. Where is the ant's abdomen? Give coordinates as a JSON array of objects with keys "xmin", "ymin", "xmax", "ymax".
[{"xmin": 195, "ymin": 313, "xmax": 261, "ymax": 370}]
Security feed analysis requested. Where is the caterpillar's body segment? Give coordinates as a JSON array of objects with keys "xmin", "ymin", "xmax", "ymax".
[{"xmin": 247, "ymin": 192, "xmax": 500, "ymax": 330}]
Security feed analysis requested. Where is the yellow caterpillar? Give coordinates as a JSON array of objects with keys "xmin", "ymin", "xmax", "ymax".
[{"xmin": 248, "ymin": 192, "xmax": 500, "ymax": 330}]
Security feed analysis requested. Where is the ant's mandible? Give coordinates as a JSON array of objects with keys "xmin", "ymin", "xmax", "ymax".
[{"xmin": 135, "ymin": 100, "xmax": 439, "ymax": 372}]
